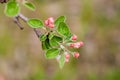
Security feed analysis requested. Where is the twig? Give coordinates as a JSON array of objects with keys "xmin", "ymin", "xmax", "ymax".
[
  {"xmin": 0, "ymin": 0, "xmax": 42, "ymax": 37},
  {"xmin": 33, "ymin": 28, "xmax": 41, "ymax": 37},
  {"xmin": 0, "ymin": 0, "xmax": 9, "ymax": 3},
  {"xmin": 15, "ymin": 13, "xmax": 42, "ymax": 37},
  {"xmin": 18, "ymin": 13, "xmax": 28, "ymax": 22},
  {"xmin": 14, "ymin": 16, "xmax": 24, "ymax": 30}
]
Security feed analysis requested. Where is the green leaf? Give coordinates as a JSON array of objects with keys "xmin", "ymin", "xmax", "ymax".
[
  {"xmin": 27, "ymin": 19, "xmax": 43, "ymax": 28},
  {"xmin": 50, "ymin": 36, "xmax": 62, "ymax": 47},
  {"xmin": 45, "ymin": 48, "xmax": 60, "ymax": 59},
  {"xmin": 59, "ymin": 54, "xmax": 65, "ymax": 69},
  {"xmin": 57, "ymin": 22, "xmax": 71, "ymax": 37},
  {"xmin": 23, "ymin": 1, "xmax": 35, "ymax": 11},
  {"xmin": 55, "ymin": 16, "xmax": 66, "ymax": 27},
  {"xmin": 42, "ymin": 41, "xmax": 46, "ymax": 50},
  {"xmin": 39, "ymin": 34, "xmax": 47, "ymax": 41},
  {"xmin": 48, "ymin": 32, "xmax": 55, "ymax": 40},
  {"xmin": 5, "ymin": 1, "xmax": 20, "ymax": 17},
  {"xmin": 42, "ymin": 39, "xmax": 51, "ymax": 50},
  {"xmin": 65, "ymin": 33, "xmax": 73, "ymax": 41}
]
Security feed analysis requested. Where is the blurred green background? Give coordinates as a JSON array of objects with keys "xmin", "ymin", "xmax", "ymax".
[{"xmin": 0, "ymin": 0, "xmax": 120, "ymax": 80}]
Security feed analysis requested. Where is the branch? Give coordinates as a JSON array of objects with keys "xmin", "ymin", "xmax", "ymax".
[
  {"xmin": 18, "ymin": 13, "xmax": 28, "ymax": 22},
  {"xmin": 0, "ymin": 0, "xmax": 9, "ymax": 3},
  {"xmin": 0, "ymin": 1, "xmax": 42, "ymax": 38},
  {"xmin": 33, "ymin": 28, "xmax": 41, "ymax": 37},
  {"xmin": 13, "ymin": 16, "xmax": 24, "ymax": 30},
  {"xmin": 14, "ymin": 13, "xmax": 42, "ymax": 37}
]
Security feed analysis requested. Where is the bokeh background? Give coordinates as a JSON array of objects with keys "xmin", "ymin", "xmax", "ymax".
[{"xmin": 0, "ymin": 0, "xmax": 120, "ymax": 80}]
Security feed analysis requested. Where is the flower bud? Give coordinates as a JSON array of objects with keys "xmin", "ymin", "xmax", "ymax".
[
  {"xmin": 70, "ymin": 43, "xmax": 74, "ymax": 47},
  {"xmin": 48, "ymin": 17, "xmax": 54, "ymax": 24},
  {"xmin": 48, "ymin": 23, "xmax": 54, "ymax": 28},
  {"xmin": 71, "ymin": 35, "xmax": 77, "ymax": 40},
  {"xmin": 74, "ymin": 41, "xmax": 84, "ymax": 48},
  {"xmin": 74, "ymin": 43, "xmax": 80, "ymax": 48},
  {"xmin": 45, "ymin": 17, "xmax": 55, "ymax": 28},
  {"xmin": 79, "ymin": 41, "xmax": 84, "ymax": 47},
  {"xmin": 65, "ymin": 58, "xmax": 69, "ymax": 63},
  {"xmin": 73, "ymin": 52, "xmax": 80, "ymax": 58},
  {"xmin": 44, "ymin": 20, "xmax": 49, "ymax": 26},
  {"xmin": 65, "ymin": 54, "xmax": 70, "ymax": 59}
]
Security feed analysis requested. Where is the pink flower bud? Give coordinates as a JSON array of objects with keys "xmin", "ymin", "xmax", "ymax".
[
  {"xmin": 65, "ymin": 58, "xmax": 69, "ymax": 63},
  {"xmin": 70, "ymin": 43, "xmax": 74, "ymax": 47},
  {"xmin": 48, "ymin": 17, "xmax": 54, "ymax": 24},
  {"xmin": 73, "ymin": 52, "xmax": 80, "ymax": 58},
  {"xmin": 74, "ymin": 43, "xmax": 80, "ymax": 48},
  {"xmin": 48, "ymin": 23, "xmax": 54, "ymax": 28},
  {"xmin": 45, "ymin": 17, "xmax": 55, "ymax": 28},
  {"xmin": 74, "ymin": 41, "xmax": 84, "ymax": 48},
  {"xmin": 65, "ymin": 54, "xmax": 70, "ymax": 59},
  {"xmin": 79, "ymin": 41, "xmax": 84, "ymax": 47},
  {"xmin": 45, "ymin": 20, "xmax": 49, "ymax": 26},
  {"xmin": 71, "ymin": 35, "xmax": 77, "ymax": 40}
]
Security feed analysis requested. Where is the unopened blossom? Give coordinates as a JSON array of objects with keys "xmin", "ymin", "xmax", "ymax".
[
  {"xmin": 71, "ymin": 35, "xmax": 77, "ymax": 40},
  {"xmin": 65, "ymin": 53, "xmax": 70, "ymax": 59},
  {"xmin": 69, "ymin": 43, "xmax": 74, "ymax": 47},
  {"xmin": 74, "ymin": 41, "xmax": 84, "ymax": 48},
  {"xmin": 73, "ymin": 52, "xmax": 80, "ymax": 58},
  {"xmin": 65, "ymin": 58, "xmax": 69, "ymax": 62},
  {"xmin": 44, "ymin": 17, "xmax": 54, "ymax": 28}
]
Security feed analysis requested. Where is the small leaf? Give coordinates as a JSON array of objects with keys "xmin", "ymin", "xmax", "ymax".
[
  {"xmin": 50, "ymin": 36, "xmax": 62, "ymax": 47},
  {"xmin": 27, "ymin": 19, "xmax": 43, "ymax": 28},
  {"xmin": 5, "ymin": 1, "xmax": 20, "ymax": 17},
  {"xmin": 39, "ymin": 34, "xmax": 47, "ymax": 41},
  {"xmin": 23, "ymin": 1, "xmax": 35, "ymax": 11},
  {"xmin": 45, "ymin": 48, "xmax": 60, "ymax": 59},
  {"xmin": 48, "ymin": 33, "xmax": 55, "ymax": 40},
  {"xmin": 55, "ymin": 16, "xmax": 66, "ymax": 27},
  {"xmin": 42, "ymin": 39, "xmax": 51, "ymax": 50},
  {"xmin": 57, "ymin": 22, "xmax": 71, "ymax": 37},
  {"xmin": 59, "ymin": 54, "xmax": 65, "ymax": 69},
  {"xmin": 65, "ymin": 33, "xmax": 73, "ymax": 41},
  {"xmin": 42, "ymin": 41, "xmax": 47, "ymax": 50}
]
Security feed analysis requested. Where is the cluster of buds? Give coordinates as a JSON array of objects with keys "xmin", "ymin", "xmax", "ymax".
[
  {"xmin": 65, "ymin": 52, "xmax": 80, "ymax": 63},
  {"xmin": 44, "ymin": 17, "xmax": 55, "ymax": 28},
  {"xmin": 65, "ymin": 52, "xmax": 80, "ymax": 62},
  {"xmin": 69, "ymin": 35, "xmax": 84, "ymax": 48},
  {"xmin": 64, "ymin": 35, "xmax": 84, "ymax": 63},
  {"xmin": 70, "ymin": 41, "xmax": 84, "ymax": 48},
  {"xmin": 44, "ymin": 17, "xmax": 84, "ymax": 66}
]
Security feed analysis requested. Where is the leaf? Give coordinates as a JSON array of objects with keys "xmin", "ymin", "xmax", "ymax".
[
  {"xmin": 42, "ymin": 41, "xmax": 46, "ymax": 50},
  {"xmin": 48, "ymin": 32, "xmax": 55, "ymax": 40},
  {"xmin": 27, "ymin": 19, "xmax": 43, "ymax": 28},
  {"xmin": 39, "ymin": 34, "xmax": 47, "ymax": 41},
  {"xmin": 57, "ymin": 22, "xmax": 71, "ymax": 37},
  {"xmin": 45, "ymin": 48, "xmax": 60, "ymax": 59},
  {"xmin": 5, "ymin": 1, "xmax": 20, "ymax": 17},
  {"xmin": 50, "ymin": 36, "xmax": 62, "ymax": 47},
  {"xmin": 65, "ymin": 33, "xmax": 73, "ymax": 41},
  {"xmin": 42, "ymin": 39, "xmax": 51, "ymax": 50},
  {"xmin": 55, "ymin": 16, "xmax": 66, "ymax": 27},
  {"xmin": 23, "ymin": 1, "xmax": 35, "ymax": 11},
  {"xmin": 59, "ymin": 54, "xmax": 65, "ymax": 69}
]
